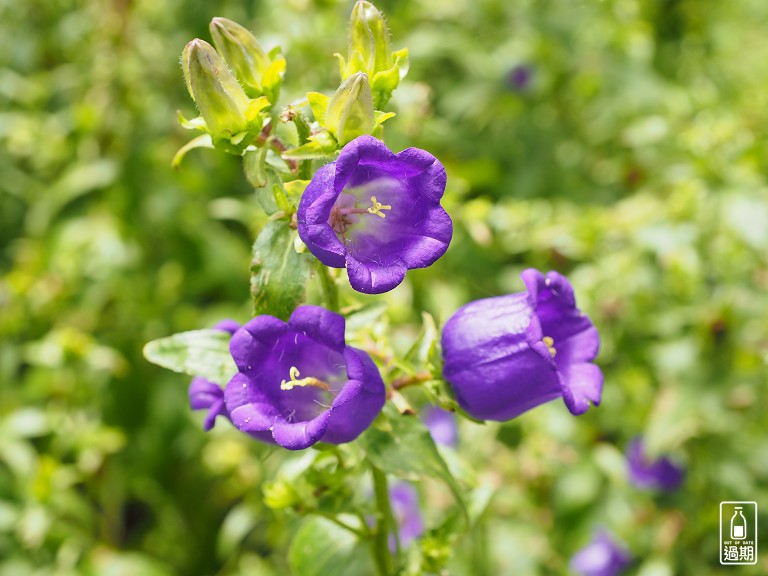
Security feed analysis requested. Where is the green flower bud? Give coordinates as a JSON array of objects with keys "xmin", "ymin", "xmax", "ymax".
[
  {"xmin": 181, "ymin": 39, "xmax": 250, "ymax": 139},
  {"xmin": 325, "ymin": 72, "xmax": 375, "ymax": 146},
  {"xmin": 337, "ymin": 1, "xmax": 409, "ymax": 108},
  {"xmin": 348, "ymin": 0, "xmax": 391, "ymax": 79},
  {"xmin": 209, "ymin": 17, "xmax": 269, "ymax": 98}
]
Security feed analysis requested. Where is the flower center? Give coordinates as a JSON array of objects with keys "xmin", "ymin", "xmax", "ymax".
[
  {"xmin": 542, "ymin": 336, "xmax": 557, "ymax": 358},
  {"xmin": 280, "ymin": 366, "xmax": 331, "ymax": 391}
]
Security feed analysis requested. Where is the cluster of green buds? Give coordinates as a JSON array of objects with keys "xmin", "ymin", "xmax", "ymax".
[
  {"xmin": 174, "ymin": 1, "xmax": 407, "ymax": 185},
  {"xmin": 175, "ymin": 18, "xmax": 285, "ymax": 162},
  {"xmin": 337, "ymin": 0, "xmax": 409, "ymax": 108}
]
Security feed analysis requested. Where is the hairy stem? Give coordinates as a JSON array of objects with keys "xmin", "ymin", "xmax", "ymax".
[{"xmin": 371, "ymin": 465, "xmax": 396, "ymax": 576}]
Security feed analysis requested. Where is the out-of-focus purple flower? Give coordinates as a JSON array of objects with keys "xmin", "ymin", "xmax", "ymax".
[
  {"xmin": 422, "ymin": 406, "xmax": 458, "ymax": 447},
  {"xmin": 441, "ymin": 269, "xmax": 602, "ymax": 421},
  {"xmin": 189, "ymin": 319, "xmax": 240, "ymax": 431},
  {"xmin": 297, "ymin": 135, "xmax": 452, "ymax": 294},
  {"xmin": 570, "ymin": 531, "xmax": 631, "ymax": 576},
  {"xmin": 390, "ymin": 482, "xmax": 424, "ymax": 550},
  {"xmin": 223, "ymin": 305, "xmax": 385, "ymax": 450},
  {"xmin": 626, "ymin": 437, "xmax": 685, "ymax": 492},
  {"xmin": 506, "ymin": 64, "xmax": 533, "ymax": 91}
]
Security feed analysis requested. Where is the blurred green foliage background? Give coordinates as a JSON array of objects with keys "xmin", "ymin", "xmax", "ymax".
[{"xmin": 2, "ymin": 0, "xmax": 767, "ymax": 574}]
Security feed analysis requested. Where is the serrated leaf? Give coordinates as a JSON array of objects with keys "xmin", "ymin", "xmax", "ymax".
[
  {"xmin": 143, "ymin": 329, "xmax": 236, "ymax": 385},
  {"xmin": 358, "ymin": 408, "xmax": 468, "ymax": 525},
  {"xmin": 250, "ymin": 219, "xmax": 313, "ymax": 320},
  {"xmin": 288, "ymin": 517, "xmax": 374, "ymax": 576}
]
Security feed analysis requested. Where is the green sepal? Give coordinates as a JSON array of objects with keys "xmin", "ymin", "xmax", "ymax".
[
  {"xmin": 172, "ymin": 134, "xmax": 214, "ymax": 168},
  {"xmin": 262, "ymin": 56, "xmax": 286, "ymax": 104},
  {"xmin": 282, "ymin": 131, "xmax": 339, "ymax": 160},
  {"xmin": 307, "ymin": 92, "xmax": 331, "ymax": 125},
  {"xmin": 142, "ymin": 329, "xmax": 236, "ymax": 385},
  {"xmin": 250, "ymin": 219, "xmax": 313, "ymax": 320},
  {"xmin": 243, "ymin": 146, "xmax": 269, "ymax": 188},
  {"xmin": 176, "ymin": 110, "xmax": 207, "ymax": 131}
]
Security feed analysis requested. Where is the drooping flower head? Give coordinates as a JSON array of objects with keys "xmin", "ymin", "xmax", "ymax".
[
  {"xmin": 224, "ymin": 305, "xmax": 385, "ymax": 450},
  {"xmin": 626, "ymin": 437, "xmax": 685, "ymax": 492},
  {"xmin": 297, "ymin": 135, "xmax": 452, "ymax": 294},
  {"xmin": 441, "ymin": 269, "xmax": 602, "ymax": 422},
  {"xmin": 570, "ymin": 531, "xmax": 631, "ymax": 576},
  {"xmin": 422, "ymin": 406, "xmax": 459, "ymax": 448},
  {"xmin": 188, "ymin": 319, "xmax": 241, "ymax": 431},
  {"xmin": 389, "ymin": 482, "xmax": 424, "ymax": 550}
]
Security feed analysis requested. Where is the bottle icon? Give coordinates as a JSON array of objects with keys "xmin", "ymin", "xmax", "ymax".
[{"xmin": 731, "ymin": 507, "xmax": 747, "ymax": 540}]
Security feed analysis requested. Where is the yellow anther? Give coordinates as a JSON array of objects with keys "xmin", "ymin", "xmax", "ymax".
[
  {"xmin": 366, "ymin": 196, "xmax": 392, "ymax": 218},
  {"xmin": 542, "ymin": 336, "xmax": 557, "ymax": 358},
  {"xmin": 280, "ymin": 366, "xmax": 331, "ymax": 391}
]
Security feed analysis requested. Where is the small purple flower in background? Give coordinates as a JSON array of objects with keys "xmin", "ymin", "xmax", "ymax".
[
  {"xmin": 570, "ymin": 531, "xmax": 631, "ymax": 576},
  {"xmin": 189, "ymin": 319, "xmax": 241, "ymax": 431},
  {"xmin": 626, "ymin": 437, "xmax": 685, "ymax": 492},
  {"xmin": 506, "ymin": 64, "xmax": 533, "ymax": 91},
  {"xmin": 422, "ymin": 406, "xmax": 458, "ymax": 447},
  {"xmin": 441, "ymin": 269, "xmax": 602, "ymax": 421},
  {"xmin": 297, "ymin": 135, "xmax": 452, "ymax": 294},
  {"xmin": 224, "ymin": 305, "xmax": 385, "ymax": 450},
  {"xmin": 389, "ymin": 482, "xmax": 424, "ymax": 550}
]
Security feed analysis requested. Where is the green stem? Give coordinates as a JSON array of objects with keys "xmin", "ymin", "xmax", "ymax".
[
  {"xmin": 371, "ymin": 465, "xmax": 396, "ymax": 576},
  {"xmin": 317, "ymin": 264, "xmax": 339, "ymax": 312}
]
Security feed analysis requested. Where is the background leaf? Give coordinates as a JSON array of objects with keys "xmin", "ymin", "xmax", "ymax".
[{"xmin": 142, "ymin": 329, "xmax": 235, "ymax": 385}]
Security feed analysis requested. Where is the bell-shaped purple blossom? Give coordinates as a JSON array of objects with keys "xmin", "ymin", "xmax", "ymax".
[
  {"xmin": 422, "ymin": 406, "xmax": 459, "ymax": 448},
  {"xmin": 441, "ymin": 269, "xmax": 602, "ymax": 421},
  {"xmin": 297, "ymin": 135, "xmax": 452, "ymax": 294},
  {"xmin": 188, "ymin": 319, "xmax": 241, "ymax": 431},
  {"xmin": 570, "ymin": 531, "xmax": 631, "ymax": 576},
  {"xmin": 223, "ymin": 305, "xmax": 385, "ymax": 450},
  {"xmin": 626, "ymin": 437, "xmax": 685, "ymax": 492},
  {"xmin": 390, "ymin": 482, "xmax": 424, "ymax": 550}
]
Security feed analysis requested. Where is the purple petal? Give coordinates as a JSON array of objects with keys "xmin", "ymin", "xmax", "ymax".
[
  {"xmin": 322, "ymin": 347, "xmax": 386, "ymax": 444},
  {"xmin": 345, "ymin": 253, "xmax": 408, "ymax": 294},
  {"xmin": 288, "ymin": 306, "xmax": 347, "ymax": 353},
  {"xmin": 570, "ymin": 531, "xmax": 631, "ymax": 576},
  {"xmin": 213, "ymin": 319, "xmax": 241, "ymax": 334},
  {"xmin": 389, "ymin": 482, "xmax": 424, "ymax": 549},
  {"xmin": 271, "ymin": 410, "xmax": 331, "ymax": 450},
  {"xmin": 230, "ymin": 315, "xmax": 287, "ymax": 373},
  {"xmin": 422, "ymin": 407, "xmax": 459, "ymax": 447},
  {"xmin": 626, "ymin": 437, "xmax": 685, "ymax": 492},
  {"xmin": 560, "ymin": 362, "xmax": 604, "ymax": 415},
  {"xmin": 333, "ymin": 135, "xmax": 396, "ymax": 192},
  {"xmin": 297, "ymin": 163, "xmax": 346, "ymax": 267}
]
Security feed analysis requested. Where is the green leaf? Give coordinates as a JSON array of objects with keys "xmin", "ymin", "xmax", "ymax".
[
  {"xmin": 250, "ymin": 219, "xmax": 313, "ymax": 320},
  {"xmin": 358, "ymin": 408, "xmax": 468, "ymax": 524},
  {"xmin": 176, "ymin": 110, "xmax": 208, "ymax": 131},
  {"xmin": 288, "ymin": 517, "xmax": 374, "ymax": 576},
  {"xmin": 142, "ymin": 330, "xmax": 236, "ymax": 385}
]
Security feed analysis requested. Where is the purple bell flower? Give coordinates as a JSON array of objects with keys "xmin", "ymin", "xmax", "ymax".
[
  {"xmin": 390, "ymin": 482, "xmax": 424, "ymax": 550},
  {"xmin": 188, "ymin": 319, "xmax": 241, "ymax": 431},
  {"xmin": 626, "ymin": 437, "xmax": 685, "ymax": 492},
  {"xmin": 297, "ymin": 135, "xmax": 452, "ymax": 294},
  {"xmin": 223, "ymin": 305, "xmax": 386, "ymax": 450},
  {"xmin": 441, "ymin": 269, "xmax": 602, "ymax": 421},
  {"xmin": 422, "ymin": 406, "xmax": 459, "ymax": 448},
  {"xmin": 570, "ymin": 531, "xmax": 631, "ymax": 576}
]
